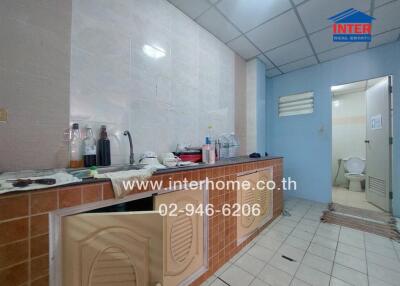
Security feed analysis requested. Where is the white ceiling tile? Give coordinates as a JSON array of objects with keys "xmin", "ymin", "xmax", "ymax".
[
  {"xmin": 375, "ymin": 0, "xmax": 394, "ymax": 8},
  {"xmin": 293, "ymin": 0, "xmax": 307, "ymax": 5},
  {"xmin": 265, "ymin": 37, "xmax": 314, "ymax": 66},
  {"xmin": 168, "ymin": 0, "xmax": 211, "ymax": 19},
  {"xmin": 227, "ymin": 36, "xmax": 260, "ymax": 60},
  {"xmin": 246, "ymin": 10, "xmax": 305, "ymax": 52},
  {"xmin": 310, "ymin": 27, "xmax": 348, "ymax": 53},
  {"xmin": 266, "ymin": 68, "xmax": 282, "ymax": 77},
  {"xmin": 257, "ymin": 54, "xmax": 275, "ymax": 69},
  {"xmin": 318, "ymin": 43, "xmax": 367, "ymax": 62},
  {"xmin": 208, "ymin": 0, "xmax": 221, "ymax": 4},
  {"xmin": 373, "ymin": 0, "xmax": 400, "ymax": 34},
  {"xmin": 297, "ymin": 0, "xmax": 371, "ymax": 34},
  {"xmin": 369, "ymin": 29, "xmax": 400, "ymax": 48},
  {"xmin": 196, "ymin": 7, "xmax": 241, "ymax": 43},
  {"xmin": 216, "ymin": 0, "xmax": 292, "ymax": 32},
  {"xmin": 279, "ymin": 55, "xmax": 318, "ymax": 73}
]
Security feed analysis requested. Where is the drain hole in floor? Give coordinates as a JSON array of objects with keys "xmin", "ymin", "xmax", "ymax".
[{"xmin": 281, "ymin": 255, "xmax": 296, "ymax": 262}]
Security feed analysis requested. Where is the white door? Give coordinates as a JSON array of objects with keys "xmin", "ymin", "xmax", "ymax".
[{"xmin": 365, "ymin": 76, "xmax": 392, "ymax": 211}]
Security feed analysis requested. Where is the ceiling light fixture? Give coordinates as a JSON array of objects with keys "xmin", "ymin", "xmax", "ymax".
[{"xmin": 142, "ymin": 44, "xmax": 166, "ymax": 59}]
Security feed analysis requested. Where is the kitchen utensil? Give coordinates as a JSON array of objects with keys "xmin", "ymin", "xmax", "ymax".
[{"xmin": 7, "ymin": 178, "xmax": 57, "ymax": 188}]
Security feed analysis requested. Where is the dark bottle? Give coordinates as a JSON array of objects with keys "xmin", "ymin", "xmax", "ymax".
[{"xmin": 98, "ymin": 125, "xmax": 111, "ymax": 166}]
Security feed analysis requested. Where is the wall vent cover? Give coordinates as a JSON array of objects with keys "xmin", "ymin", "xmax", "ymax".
[{"xmin": 279, "ymin": 92, "xmax": 314, "ymax": 117}]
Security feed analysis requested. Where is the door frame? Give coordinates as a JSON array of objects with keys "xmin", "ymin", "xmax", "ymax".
[
  {"xmin": 330, "ymin": 75, "xmax": 394, "ymax": 212},
  {"xmin": 49, "ymin": 182, "xmax": 209, "ymax": 286}
]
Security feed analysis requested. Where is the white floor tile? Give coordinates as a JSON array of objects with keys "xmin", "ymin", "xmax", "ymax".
[
  {"xmin": 329, "ymin": 277, "xmax": 352, "ymax": 286},
  {"xmin": 295, "ymin": 264, "xmax": 330, "ymax": 286},
  {"xmin": 365, "ymin": 241, "xmax": 397, "ymax": 260},
  {"xmin": 290, "ymin": 278, "xmax": 311, "ymax": 286},
  {"xmin": 307, "ymin": 243, "xmax": 336, "ymax": 261},
  {"xmin": 273, "ymin": 224, "xmax": 295, "ymax": 234},
  {"xmin": 250, "ymin": 278, "xmax": 271, "ymax": 286},
  {"xmin": 220, "ymin": 264, "xmax": 254, "ymax": 286},
  {"xmin": 292, "ymin": 229, "xmax": 315, "ymax": 242},
  {"xmin": 334, "ymin": 252, "xmax": 366, "ymax": 273},
  {"xmin": 364, "ymin": 233, "xmax": 395, "ymax": 249},
  {"xmin": 332, "ymin": 263, "xmax": 368, "ymax": 286},
  {"xmin": 264, "ymin": 229, "xmax": 290, "ymax": 242},
  {"xmin": 234, "ymin": 253, "xmax": 266, "ymax": 276},
  {"xmin": 248, "ymin": 245, "xmax": 275, "ymax": 262},
  {"xmin": 285, "ymin": 235, "xmax": 311, "ymax": 251},
  {"xmin": 338, "ymin": 229, "xmax": 364, "ymax": 249},
  {"xmin": 316, "ymin": 227, "xmax": 340, "ymax": 240},
  {"xmin": 336, "ymin": 242, "xmax": 366, "ymax": 260},
  {"xmin": 312, "ymin": 235, "xmax": 338, "ymax": 250},
  {"xmin": 269, "ymin": 252, "xmax": 301, "ymax": 275},
  {"xmin": 367, "ymin": 262, "xmax": 400, "ymax": 285},
  {"xmin": 368, "ymin": 276, "xmax": 396, "ymax": 286},
  {"xmin": 302, "ymin": 252, "xmax": 333, "ymax": 274},
  {"xmin": 257, "ymin": 236, "xmax": 284, "ymax": 252},
  {"xmin": 209, "ymin": 278, "xmax": 228, "ymax": 286},
  {"xmin": 366, "ymin": 251, "xmax": 400, "ymax": 272},
  {"xmin": 257, "ymin": 265, "xmax": 292, "ymax": 286},
  {"xmin": 215, "ymin": 262, "xmax": 231, "ymax": 276},
  {"xmin": 279, "ymin": 244, "xmax": 306, "ymax": 261}
]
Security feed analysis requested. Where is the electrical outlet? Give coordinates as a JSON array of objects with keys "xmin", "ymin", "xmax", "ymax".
[{"xmin": 0, "ymin": 108, "xmax": 8, "ymax": 122}]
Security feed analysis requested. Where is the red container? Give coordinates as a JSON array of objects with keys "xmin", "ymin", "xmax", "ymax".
[{"xmin": 178, "ymin": 153, "xmax": 202, "ymax": 163}]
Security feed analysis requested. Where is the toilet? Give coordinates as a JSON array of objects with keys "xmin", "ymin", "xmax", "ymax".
[{"xmin": 344, "ymin": 157, "xmax": 366, "ymax": 192}]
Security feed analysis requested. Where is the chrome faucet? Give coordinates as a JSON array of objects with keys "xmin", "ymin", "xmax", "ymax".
[{"xmin": 123, "ymin": 130, "xmax": 134, "ymax": 165}]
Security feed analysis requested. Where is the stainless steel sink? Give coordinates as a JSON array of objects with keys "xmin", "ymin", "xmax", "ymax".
[
  {"xmin": 96, "ymin": 164, "xmax": 146, "ymax": 174},
  {"xmin": 67, "ymin": 164, "xmax": 146, "ymax": 179}
]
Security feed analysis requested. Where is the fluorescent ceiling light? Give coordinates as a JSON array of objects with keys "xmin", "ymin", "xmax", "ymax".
[
  {"xmin": 142, "ymin": 44, "xmax": 166, "ymax": 59},
  {"xmin": 333, "ymin": 100, "xmax": 340, "ymax": 107},
  {"xmin": 331, "ymin": 85, "xmax": 342, "ymax": 92}
]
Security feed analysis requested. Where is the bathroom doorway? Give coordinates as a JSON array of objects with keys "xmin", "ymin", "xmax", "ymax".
[{"xmin": 331, "ymin": 76, "xmax": 393, "ymax": 213}]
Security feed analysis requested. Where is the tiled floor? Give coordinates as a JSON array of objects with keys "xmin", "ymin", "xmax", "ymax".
[
  {"xmin": 332, "ymin": 187, "xmax": 384, "ymax": 213},
  {"xmin": 202, "ymin": 198, "xmax": 400, "ymax": 286}
]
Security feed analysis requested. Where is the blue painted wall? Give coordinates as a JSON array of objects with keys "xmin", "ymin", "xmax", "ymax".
[{"xmin": 265, "ymin": 41, "xmax": 400, "ymax": 217}]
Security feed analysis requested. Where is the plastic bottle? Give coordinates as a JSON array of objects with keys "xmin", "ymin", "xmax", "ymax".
[
  {"xmin": 83, "ymin": 126, "xmax": 97, "ymax": 167},
  {"xmin": 227, "ymin": 133, "xmax": 240, "ymax": 158},
  {"xmin": 205, "ymin": 125, "xmax": 213, "ymax": 144},
  {"xmin": 98, "ymin": 125, "xmax": 111, "ymax": 166},
  {"xmin": 69, "ymin": 123, "xmax": 83, "ymax": 168}
]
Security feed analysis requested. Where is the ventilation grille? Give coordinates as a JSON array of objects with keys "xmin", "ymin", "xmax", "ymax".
[
  {"xmin": 279, "ymin": 92, "xmax": 314, "ymax": 117},
  {"xmin": 90, "ymin": 247, "xmax": 137, "ymax": 286},
  {"xmin": 171, "ymin": 214, "xmax": 193, "ymax": 263},
  {"xmin": 369, "ymin": 177, "xmax": 386, "ymax": 195}
]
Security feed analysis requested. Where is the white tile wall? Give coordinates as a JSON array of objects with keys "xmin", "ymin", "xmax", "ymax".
[
  {"xmin": 0, "ymin": 0, "xmax": 71, "ymax": 171},
  {"xmin": 70, "ymin": 0, "xmax": 244, "ymax": 164}
]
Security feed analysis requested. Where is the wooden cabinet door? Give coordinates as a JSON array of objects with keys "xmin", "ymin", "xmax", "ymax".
[
  {"xmin": 256, "ymin": 169, "xmax": 274, "ymax": 227},
  {"xmin": 62, "ymin": 212, "xmax": 163, "ymax": 286},
  {"xmin": 237, "ymin": 173, "xmax": 259, "ymax": 243},
  {"xmin": 154, "ymin": 188, "xmax": 205, "ymax": 286}
]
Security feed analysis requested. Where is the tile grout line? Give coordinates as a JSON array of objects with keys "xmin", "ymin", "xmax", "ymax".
[
  {"xmin": 288, "ymin": 0, "xmax": 320, "ymax": 64},
  {"xmin": 286, "ymin": 203, "xmax": 320, "ymax": 285}
]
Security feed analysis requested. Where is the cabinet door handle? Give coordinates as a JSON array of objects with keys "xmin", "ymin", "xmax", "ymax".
[{"xmin": 364, "ymin": 140, "xmax": 370, "ymax": 144}]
